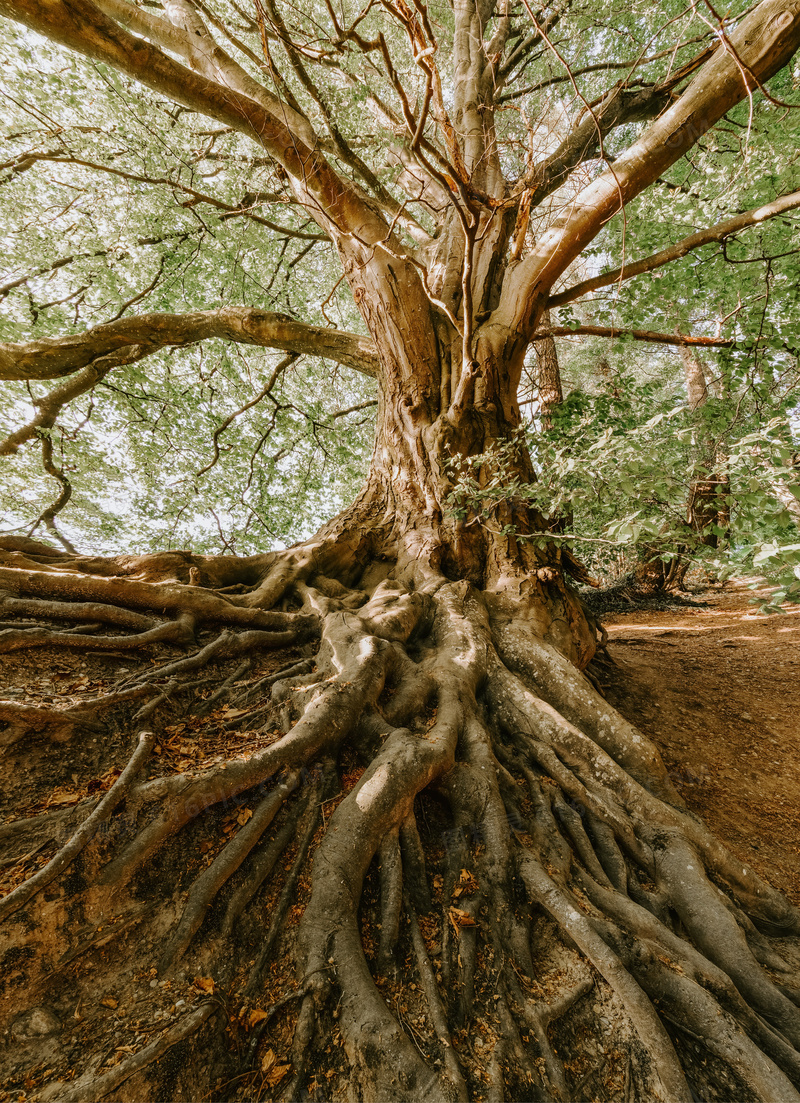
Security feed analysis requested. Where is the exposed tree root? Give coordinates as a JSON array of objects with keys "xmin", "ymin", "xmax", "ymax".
[
  {"xmin": 1, "ymin": 534, "xmax": 799, "ymax": 1103},
  {"xmin": 36, "ymin": 1003, "xmax": 218, "ymax": 1103},
  {"xmin": 0, "ymin": 700, "xmax": 105, "ymax": 746},
  {"xmin": 158, "ymin": 769, "xmax": 300, "ymax": 974},
  {"xmin": 0, "ymin": 730, "xmax": 155, "ymax": 924}
]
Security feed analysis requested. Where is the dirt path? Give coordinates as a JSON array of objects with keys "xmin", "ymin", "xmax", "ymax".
[{"xmin": 600, "ymin": 579, "xmax": 800, "ymax": 905}]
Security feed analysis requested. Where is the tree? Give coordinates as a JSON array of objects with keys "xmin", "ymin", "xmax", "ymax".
[{"xmin": 2, "ymin": 1, "xmax": 800, "ymax": 1100}]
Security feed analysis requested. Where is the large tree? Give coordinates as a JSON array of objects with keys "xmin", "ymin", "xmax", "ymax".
[{"xmin": 2, "ymin": 1, "xmax": 800, "ymax": 1100}]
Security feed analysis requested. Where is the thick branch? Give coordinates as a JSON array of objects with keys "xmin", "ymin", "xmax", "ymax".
[
  {"xmin": 0, "ymin": 306, "xmax": 379, "ymax": 382},
  {"xmin": 0, "ymin": 0, "xmax": 385, "ymax": 248},
  {"xmin": 93, "ymin": 0, "xmax": 318, "ymax": 150},
  {"xmin": 490, "ymin": 0, "xmax": 800, "ymax": 342},
  {"xmin": 550, "ymin": 188, "xmax": 800, "ymax": 306},
  {"xmin": 523, "ymin": 82, "xmax": 676, "ymax": 209},
  {"xmin": 0, "ymin": 345, "xmax": 147, "ymax": 456}
]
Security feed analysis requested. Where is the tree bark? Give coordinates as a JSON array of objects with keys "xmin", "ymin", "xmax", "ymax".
[
  {"xmin": 532, "ymin": 311, "xmax": 564, "ymax": 432},
  {"xmin": 633, "ymin": 340, "xmax": 729, "ymax": 593},
  {"xmin": 2, "ymin": 2, "xmax": 800, "ymax": 1100}
]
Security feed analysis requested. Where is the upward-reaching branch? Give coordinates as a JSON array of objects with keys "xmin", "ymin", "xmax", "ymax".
[
  {"xmin": 549, "ymin": 187, "xmax": 800, "ymax": 306},
  {"xmin": 93, "ymin": 0, "xmax": 319, "ymax": 150},
  {"xmin": 488, "ymin": 0, "xmax": 800, "ymax": 344},
  {"xmin": 0, "ymin": 0, "xmax": 384, "ymax": 246},
  {"xmin": 1, "ymin": 0, "xmax": 447, "ymax": 401}
]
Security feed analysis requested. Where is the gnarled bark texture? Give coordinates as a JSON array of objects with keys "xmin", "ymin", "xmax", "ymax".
[
  {"xmin": 2, "ymin": 0, "xmax": 800, "ymax": 1099},
  {"xmin": 2, "ymin": 510, "xmax": 800, "ymax": 1103}
]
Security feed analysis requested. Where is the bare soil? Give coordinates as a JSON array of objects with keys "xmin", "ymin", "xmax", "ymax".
[
  {"xmin": 2, "ymin": 574, "xmax": 800, "ymax": 1101},
  {"xmin": 601, "ymin": 578, "xmax": 800, "ymax": 906}
]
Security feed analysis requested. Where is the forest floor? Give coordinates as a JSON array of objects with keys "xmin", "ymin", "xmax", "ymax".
[
  {"xmin": 600, "ymin": 577, "xmax": 800, "ymax": 906},
  {"xmin": 1, "ymin": 577, "xmax": 799, "ymax": 1102}
]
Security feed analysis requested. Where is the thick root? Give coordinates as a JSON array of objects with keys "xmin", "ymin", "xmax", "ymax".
[{"xmin": 0, "ymin": 535, "xmax": 798, "ymax": 1103}]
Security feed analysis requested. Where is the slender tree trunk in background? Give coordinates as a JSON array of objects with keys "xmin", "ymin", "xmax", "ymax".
[
  {"xmin": 532, "ymin": 310, "xmax": 564, "ymax": 431},
  {"xmin": 714, "ymin": 362, "xmax": 733, "ymax": 535},
  {"xmin": 532, "ymin": 311, "xmax": 574, "ymax": 536},
  {"xmin": 670, "ymin": 344, "xmax": 719, "ymax": 588},
  {"xmin": 596, "ymin": 355, "xmax": 621, "ymax": 399},
  {"xmin": 770, "ymin": 465, "xmax": 800, "ymax": 523},
  {"xmin": 635, "ymin": 337, "xmax": 731, "ymax": 593},
  {"xmin": 684, "ymin": 344, "xmax": 724, "ymax": 547}
]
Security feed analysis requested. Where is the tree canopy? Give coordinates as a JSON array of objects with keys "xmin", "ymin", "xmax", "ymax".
[
  {"xmin": 1, "ymin": 0, "xmax": 798, "ymax": 573},
  {"xmin": 2, "ymin": 2, "xmax": 800, "ymax": 1101}
]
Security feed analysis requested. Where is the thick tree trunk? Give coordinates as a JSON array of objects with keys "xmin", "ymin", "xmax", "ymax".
[
  {"xmin": 2, "ymin": 452, "xmax": 800, "ymax": 1103},
  {"xmin": 2, "ymin": 163, "xmax": 798, "ymax": 1103},
  {"xmin": 3, "ymin": 2, "xmax": 800, "ymax": 1098}
]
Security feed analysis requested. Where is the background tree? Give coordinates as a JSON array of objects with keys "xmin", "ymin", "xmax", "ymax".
[{"xmin": 2, "ymin": 1, "xmax": 800, "ymax": 1101}]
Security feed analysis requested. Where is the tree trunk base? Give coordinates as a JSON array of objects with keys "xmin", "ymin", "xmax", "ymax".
[{"xmin": 1, "ymin": 530, "xmax": 799, "ymax": 1103}]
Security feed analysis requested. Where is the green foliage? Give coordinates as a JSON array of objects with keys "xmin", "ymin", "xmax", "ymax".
[
  {"xmin": 0, "ymin": 21, "xmax": 376, "ymax": 553},
  {"xmin": 1, "ymin": 0, "xmax": 798, "ymax": 571},
  {"xmin": 0, "ymin": 346, "xmax": 375, "ymax": 553},
  {"xmin": 448, "ymin": 344, "xmax": 800, "ymax": 607}
]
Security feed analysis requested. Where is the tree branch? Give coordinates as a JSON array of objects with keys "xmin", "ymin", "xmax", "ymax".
[
  {"xmin": 549, "ymin": 188, "xmax": 800, "ymax": 306},
  {"xmin": 195, "ymin": 351, "xmax": 297, "ymax": 477},
  {"xmin": 0, "ymin": 307, "xmax": 379, "ymax": 382},
  {"xmin": 0, "ymin": 344, "xmax": 148, "ymax": 455},
  {"xmin": 541, "ymin": 324, "xmax": 734, "ymax": 347},
  {"xmin": 0, "ymin": 0, "xmax": 443, "ymax": 399},
  {"xmin": 490, "ymin": 0, "xmax": 800, "ymax": 344},
  {"xmin": 93, "ymin": 0, "xmax": 318, "ymax": 150},
  {"xmin": 0, "ymin": 0, "xmax": 386, "ymax": 248},
  {"xmin": 521, "ymin": 82, "xmax": 676, "ymax": 210},
  {"xmin": 7, "ymin": 151, "xmax": 328, "ymax": 240},
  {"xmin": 499, "ymin": 33, "xmax": 714, "ymax": 101}
]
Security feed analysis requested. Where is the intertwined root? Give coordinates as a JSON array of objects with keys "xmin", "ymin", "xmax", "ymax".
[{"xmin": 1, "ymin": 534, "xmax": 799, "ymax": 1103}]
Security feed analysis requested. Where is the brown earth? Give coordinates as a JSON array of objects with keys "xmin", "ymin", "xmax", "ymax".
[
  {"xmin": 600, "ymin": 578, "xmax": 800, "ymax": 906},
  {"xmin": 1, "ymin": 578, "xmax": 799, "ymax": 1101}
]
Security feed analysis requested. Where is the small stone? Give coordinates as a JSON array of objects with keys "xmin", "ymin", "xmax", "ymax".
[
  {"xmin": 12, "ymin": 1007, "xmax": 61, "ymax": 1040},
  {"xmin": 149, "ymin": 979, "xmax": 158, "ymax": 988},
  {"xmin": 741, "ymin": 713, "xmax": 752, "ymax": 721}
]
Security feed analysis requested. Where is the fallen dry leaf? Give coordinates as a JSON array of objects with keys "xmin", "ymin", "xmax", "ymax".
[
  {"xmin": 448, "ymin": 906, "xmax": 478, "ymax": 933},
  {"xmin": 248, "ymin": 1008, "xmax": 270, "ymax": 1028},
  {"xmin": 261, "ymin": 1049, "xmax": 291, "ymax": 1086},
  {"xmin": 452, "ymin": 869, "xmax": 480, "ymax": 899},
  {"xmin": 267, "ymin": 1063, "xmax": 292, "ymax": 1087},
  {"xmin": 100, "ymin": 997, "xmax": 118, "ymax": 1009},
  {"xmin": 46, "ymin": 789, "xmax": 81, "ymax": 807},
  {"xmin": 237, "ymin": 808, "xmax": 253, "ymax": 826},
  {"xmin": 193, "ymin": 976, "xmax": 215, "ymax": 994}
]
